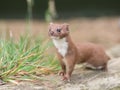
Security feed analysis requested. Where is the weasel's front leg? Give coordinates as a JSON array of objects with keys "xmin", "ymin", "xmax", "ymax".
[
  {"xmin": 58, "ymin": 61, "xmax": 66, "ymax": 76},
  {"xmin": 62, "ymin": 57, "xmax": 75, "ymax": 81},
  {"xmin": 57, "ymin": 53, "xmax": 66, "ymax": 76}
]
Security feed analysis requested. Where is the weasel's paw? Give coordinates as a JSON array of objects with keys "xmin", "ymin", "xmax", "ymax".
[
  {"xmin": 62, "ymin": 75, "xmax": 71, "ymax": 82},
  {"xmin": 58, "ymin": 71, "xmax": 65, "ymax": 76}
]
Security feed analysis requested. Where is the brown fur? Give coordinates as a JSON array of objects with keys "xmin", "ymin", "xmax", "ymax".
[{"xmin": 49, "ymin": 23, "xmax": 110, "ymax": 81}]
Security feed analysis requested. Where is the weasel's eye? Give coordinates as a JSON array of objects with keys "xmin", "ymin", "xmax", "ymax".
[{"xmin": 57, "ymin": 29, "xmax": 61, "ymax": 32}]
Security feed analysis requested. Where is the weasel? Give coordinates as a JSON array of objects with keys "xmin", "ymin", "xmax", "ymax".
[{"xmin": 48, "ymin": 23, "xmax": 110, "ymax": 81}]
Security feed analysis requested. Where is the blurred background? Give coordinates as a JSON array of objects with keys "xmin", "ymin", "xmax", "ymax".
[
  {"xmin": 0, "ymin": 0, "xmax": 120, "ymax": 85},
  {"xmin": 0, "ymin": 0, "xmax": 120, "ymax": 19},
  {"xmin": 0, "ymin": 0, "xmax": 120, "ymax": 48}
]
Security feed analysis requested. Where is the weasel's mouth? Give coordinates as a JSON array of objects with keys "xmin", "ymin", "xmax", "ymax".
[{"xmin": 51, "ymin": 36, "xmax": 60, "ymax": 39}]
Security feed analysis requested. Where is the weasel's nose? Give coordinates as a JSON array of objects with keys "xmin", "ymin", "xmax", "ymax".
[{"xmin": 50, "ymin": 31, "xmax": 54, "ymax": 35}]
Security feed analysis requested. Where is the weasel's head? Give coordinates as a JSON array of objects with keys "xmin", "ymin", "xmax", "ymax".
[{"xmin": 48, "ymin": 23, "xmax": 69, "ymax": 39}]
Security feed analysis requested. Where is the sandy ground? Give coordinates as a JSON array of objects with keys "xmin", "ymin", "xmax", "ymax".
[
  {"xmin": 0, "ymin": 57, "xmax": 120, "ymax": 90},
  {"xmin": 0, "ymin": 17, "xmax": 120, "ymax": 90}
]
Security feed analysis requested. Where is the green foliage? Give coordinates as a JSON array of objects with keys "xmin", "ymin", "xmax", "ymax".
[
  {"xmin": 45, "ymin": 9, "xmax": 52, "ymax": 22},
  {"xmin": 0, "ymin": 34, "xmax": 60, "ymax": 82}
]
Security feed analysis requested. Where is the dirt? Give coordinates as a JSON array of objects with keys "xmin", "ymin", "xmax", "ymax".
[
  {"xmin": 0, "ymin": 58, "xmax": 120, "ymax": 90},
  {"xmin": 0, "ymin": 17, "xmax": 120, "ymax": 90}
]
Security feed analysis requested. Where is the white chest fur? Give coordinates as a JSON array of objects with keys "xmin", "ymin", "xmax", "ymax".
[{"xmin": 52, "ymin": 38, "xmax": 68, "ymax": 57}]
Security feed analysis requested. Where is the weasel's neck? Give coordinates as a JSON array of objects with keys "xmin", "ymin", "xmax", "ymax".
[
  {"xmin": 52, "ymin": 35, "xmax": 75, "ymax": 57},
  {"xmin": 53, "ymin": 37, "xmax": 68, "ymax": 57}
]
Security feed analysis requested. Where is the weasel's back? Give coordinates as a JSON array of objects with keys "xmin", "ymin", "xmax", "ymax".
[{"xmin": 76, "ymin": 43, "xmax": 110, "ymax": 64}]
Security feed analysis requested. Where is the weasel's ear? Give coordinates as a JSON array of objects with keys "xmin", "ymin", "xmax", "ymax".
[
  {"xmin": 63, "ymin": 23, "xmax": 69, "ymax": 31},
  {"xmin": 49, "ymin": 23, "xmax": 54, "ymax": 31},
  {"xmin": 63, "ymin": 23, "xmax": 69, "ymax": 27},
  {"xmin": 49, "ymin": 22, "xmax": 53, "ymax": 30},
  {"xmin": 48, "ymin": 23, "xmax": 53, "ymax": 36},
  {"xmin": 49, "ymin": 22, "xmax": 54, "ymax": 26}
]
